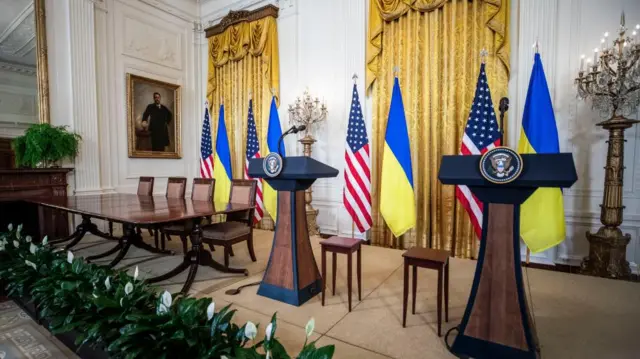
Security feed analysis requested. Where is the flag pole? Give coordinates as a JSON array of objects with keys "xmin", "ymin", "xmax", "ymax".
[{"xmin": 351, "ymin": 72, "xmax": 359, "ymax": 239}]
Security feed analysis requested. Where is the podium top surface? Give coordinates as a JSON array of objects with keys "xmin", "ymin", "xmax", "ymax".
[
  {"xmin": 248, "ymin": 156, "xmax": 339, "ymax": 180},
  {"xmin": 438, "ymin": 153, "xmax": 577, "ymax": 188}
]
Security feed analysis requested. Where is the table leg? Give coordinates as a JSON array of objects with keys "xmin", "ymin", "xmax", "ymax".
[
  {"xmin": 106, "ymin": 224, "xmax": 136, "ymax": 268},
  {"xmin": 403, "ymin": 259, "xmax": 409, "ymax": 328},
  {"xmin": 321, "ymin": 247, "xmax": 326, "ymax": 306},
  {"xmin": 437, "ymin": 267, "xmax": 443, "ymax": 337},
  {"xmin": 357, "ymin": 247, "xmax": 362, "ymax": 301},
  {"xmin": 332, "ymin": 252, "xmax": 337, "ymax": 295},
  {"xmin": 412, "ymin": 265, "xmax": 417, "ymax": 315},
  {"xmin": 62, "ymin": 216, "xmax": 93, "ymax": 250},
  {"xmin": 86, "ymin": 241, "xmax": 123, "ymax": 262},
  {"xmin": 148, "ymin": 218, "xmax": 247, "ymax": 295},
  {"xmin": 445, "ymin": 261, "xmax": 449, "ymax": 322},
  {"xmin": 347, "ymin": 252, "xmax": 352, "ymax": 312}
]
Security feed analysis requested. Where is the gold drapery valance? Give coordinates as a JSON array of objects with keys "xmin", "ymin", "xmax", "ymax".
[
  {"xmin": 367, "ymin": 0, "xmax": 510, "ymax": 91},
  {"xmin": 205, "ymin": 5, "xmax": 280, "ymax": 229},
  {"xmin": 206, "ymin": 5, "xmax": 280, "ymax": 105}
]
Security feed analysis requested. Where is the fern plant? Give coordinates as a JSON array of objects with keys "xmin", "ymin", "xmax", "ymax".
[{"xmin": 12, "ymin": 124, "xmax": 81, "ymax": 168}]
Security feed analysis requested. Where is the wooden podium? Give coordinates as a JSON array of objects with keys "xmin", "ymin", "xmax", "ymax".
[
  {"xmin": 438, "ymin": 152, "xmax": 577, "ymax": 359},
  {"xmin": 249, "ymin": 156, "xmax": 338, "ymax": 306}
]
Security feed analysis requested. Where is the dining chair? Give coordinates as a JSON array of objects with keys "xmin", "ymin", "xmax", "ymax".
[
  {"xmin": 140, "ymin": 177, "xmax": 186, "ymax": 248},
  {"xmin": 109, "ymin": 176, "xmax": 154, "ymax": 236},
  {"xmin": 200, "ymin": 179, "xmax": 257, "ymax": 270},
  {"xmin": 160, "ymin": 178, "xmax": 215, "ymax": 253}
]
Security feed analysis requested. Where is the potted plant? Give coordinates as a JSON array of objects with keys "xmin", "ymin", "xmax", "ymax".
[{"xmin": 11, "ymin": 123, "xmax": 81, "ymax": 168}]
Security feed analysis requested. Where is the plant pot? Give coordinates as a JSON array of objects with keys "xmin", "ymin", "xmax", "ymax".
[
  {"xmin": 13, "ymin": 295, "xmax": 38, "ymax": 322},
  {"xmin": 40, "ymin": 318, "xmax": 111, "ymax": 359}
]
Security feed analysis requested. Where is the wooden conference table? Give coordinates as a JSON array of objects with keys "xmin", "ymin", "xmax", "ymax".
[{"xmin": 26, "ymin": 193, "xmax": 253, "ymax": 294}]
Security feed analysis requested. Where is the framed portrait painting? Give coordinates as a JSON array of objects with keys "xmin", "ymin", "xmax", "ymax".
[{"xmin": 126, "ymin": 74, "xmax": 182, "ymax": 159}]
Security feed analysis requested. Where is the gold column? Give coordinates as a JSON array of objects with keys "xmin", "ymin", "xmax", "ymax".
[
  {"xmin": 581, "ymin": 116, "xmax": 638, "ymax": 278},
  {"xmin": 300, "ymin": 135, "xmax": 320, "ymax": 236}
]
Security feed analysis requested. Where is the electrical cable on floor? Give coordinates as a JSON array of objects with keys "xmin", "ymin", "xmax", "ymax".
[{"xmin": 224, "ymin": 281, "xmax": 260, "ymax": 295}]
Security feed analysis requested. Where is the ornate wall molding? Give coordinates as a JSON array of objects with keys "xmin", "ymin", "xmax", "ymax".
[
  {"xmin": 0, "ymin": 60, "xmax": 36, "ymax": 76},
  {"xmin": 205, "ymin": 3, "xmax": 278, "ymax": 37},
  {"xmin": 122, "ymin": 15, "xmax": 182, "ymax": 70}
]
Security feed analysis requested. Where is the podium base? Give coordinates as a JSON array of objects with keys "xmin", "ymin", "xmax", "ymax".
[
  {"xmin": 259, "ymin": 191, "xmax": 323, "ymax": 306},
  {"xmin": 450, "ymin": 203, "xmax": 539, "ymax": 359},
  {"xmin": 257, "ymin": 279, "xmax": 322, "ymax": 307}
]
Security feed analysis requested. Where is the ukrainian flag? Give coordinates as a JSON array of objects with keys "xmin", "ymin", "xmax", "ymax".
[
  {"xmin": 380, "ymin": 78, "xmax": 416, "ymax": 237},
  {"xmin": 264, "ymin": 96, "xmax": 285, "ymax": 220},
  {"xmin": 518, "ymin": 53, "xmax": 566, "ymax": 253},
  {"xmin": 213, "ymin": 104, "xmax": 232, "ymax": 204}
]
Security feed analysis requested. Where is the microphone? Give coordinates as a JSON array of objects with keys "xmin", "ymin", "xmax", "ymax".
[
  {"xmin": 276, "ymin": 125, "xmax": 307, "ymax": 156},
  {"xmin": 498, "ymin": 97, "xmax": 509, "ymax": 145}
]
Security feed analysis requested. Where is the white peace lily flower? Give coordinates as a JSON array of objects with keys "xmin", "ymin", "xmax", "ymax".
[
  {"xmin": 25, "ymin": 260, "xmax": 37, "ymax": 270},
  {"xmin": 29, "ymin": 243, "xmax": 37, "ymax": 254},
  {"xmin": 305, "ymin": 318, "xmax": 315, "ymax": 338},
  {"xmin": 42, "ymin": 236, "xmax": 48, "ymax": 246},
  {"xmin": 7, "ymin": 223, "xmax": 13, "ymax": 231},
  {"xmin": 220, "ymin": 356, "xmax": 229, "ymax": 359},
  {"xmin": 104, "ymin": 277, "xmax": 111, "ymax": 290},
  {"xmin": 161, "ymin": 291, "xmax": 172, "ymax": 308},
  {"xmin": 265, "ymin": 322, "xmax": 273, "ymax": 341},
  {"xmin": 266, "ymin": 351, "xmax": 272, "ymax": 359},
  {"xmin": 67, "ymin": 251, "xmax": 74, "ymax": 264},
  {"xmin": 13, "ymin": 240, "xmax": 19, "ymax": 248},
  {"xmin": 17, "ymin": 224, "xmax": 22, "ymax": 233},
  {"xmin": 120, "ymin": 298, "xmax": 124, "ymax": 307},
  {"xmin": 25, "ymin": 236, "xmax": 32, "ymax": 243},
  {"xmin": 157, "ymin": 303, "xmax": 169, "ymax": 315},
  {"xmin": 206, "ymin": 302, "xmax": 215, "ymax": 321},
  {"xmin": 93, "ymin": 293, "xmax": 98, "ymax": 298},
  {"xmin": 133, "ymin": 266, "xmax": 139, "ymax": 281},
  {"xmin": 124, "ymin": 282, "xmax": 133, "ymax": 295},
  {"xmin": 244, "ymin": 321, "xmax": 257, "ymax": 340}
]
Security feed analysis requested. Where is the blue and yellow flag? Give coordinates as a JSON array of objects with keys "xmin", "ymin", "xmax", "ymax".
[
  {"xmin": 264, "ymin": 96, "xmax": 284, "ymax": 220},
  {"xmin": 380, "ymin": 78, "xmax": 416, "ymax": 237},
  {"xmin": 518, "ymin": 53, "xmax": 566, "ymax": 253},
  {"xmin": 213, "ymin": 104, "xmax": 232, "ymax": 203}
]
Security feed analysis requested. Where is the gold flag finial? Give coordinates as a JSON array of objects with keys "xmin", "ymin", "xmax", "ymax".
[
  {"xmin": 352, "ymin": 73, "xmax": 358, "ymax": 83},
  {"xmin": 271, "ymin": 87, "xmax": 277, "ymax": 97},
  {"xmin": 393, "ymin": 66, "xmax": 400, "ymax": 77},
  {"xmin": 480, "ymin": 48, "xmax": 489, "ymax": 63},
  {"xmin": 248, "ymin": 89, "xmax": 252, "ymax": 100},
  {"xmin": 533, "ymin": 38, "xmax": 540, "ymax": 53}
]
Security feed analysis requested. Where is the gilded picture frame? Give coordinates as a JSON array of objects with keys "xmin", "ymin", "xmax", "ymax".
[{"xmin": 126, "ymin": 74, "xmax": 182, "ymax": 159}]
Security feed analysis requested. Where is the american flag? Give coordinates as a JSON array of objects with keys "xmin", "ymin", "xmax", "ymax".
[
  {"xmin": 244, "ymin": 100, "xmax": 265, "ymax": 223},
  {"xmin": 200, "ymin": 103, "xmax": 214, "ymax": 178},
  {"xmin": 456, "ymin": 63, "xmax": 501, "ymax": 239},
  {"xmin": 343, "ymin": 83, "xmax": 372, "ymax": 233}
]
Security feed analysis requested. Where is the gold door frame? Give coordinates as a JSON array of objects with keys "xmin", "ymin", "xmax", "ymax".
[{"xmin": 35, "ymin": 0, "xmax": 50, "ymax": 124}]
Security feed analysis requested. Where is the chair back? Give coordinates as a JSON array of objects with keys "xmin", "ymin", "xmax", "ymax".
[
  {"xmin": 166, "ymin": 177, "xmax": 187, "ymax": 199},
  {"xmin": 227, "ymin": 179, "xmax": 257, "ymax": 224},
  {"xmin": 191, "ymin": 178, "xmax": 215, "ymax": 201},
  {"xmin": 137, "ymin": 177, "xmax": 155, "ymax": 196}
]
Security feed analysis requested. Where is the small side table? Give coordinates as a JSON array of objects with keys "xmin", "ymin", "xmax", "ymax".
[
  {"xmin": 320, "ymin": 236, "xmax": 362, "ymax": 312},
  {"xmin": 402, "ymin": 247, "xmax": 450, "ymax": 336}
]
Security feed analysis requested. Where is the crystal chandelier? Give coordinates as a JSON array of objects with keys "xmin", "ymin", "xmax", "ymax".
[
  {"xmin": 575, "ymin": 13, "xmax": 640, "ymax": 118},
  {"xmin": 288, "ymin": 90, "xmax": 327, "ymax": 137}
]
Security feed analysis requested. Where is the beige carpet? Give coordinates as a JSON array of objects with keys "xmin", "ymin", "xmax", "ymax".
[{"xmin": 28, "ymin": 230, "xmax": 640, "ymax": 358}]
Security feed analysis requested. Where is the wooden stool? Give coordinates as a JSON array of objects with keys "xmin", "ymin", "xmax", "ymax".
[
  {"xmin": 402, "ymin": 247, "xmax": 450, "ymax": 336},
  {"xmin": 320, "ymin": 236, "xmax": 362, "ymax": 312}
]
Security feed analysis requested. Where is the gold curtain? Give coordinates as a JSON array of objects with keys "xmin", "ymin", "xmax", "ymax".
[
  {"xmin": 207, "ymin": 15, "xmax": 279, "ymax": 184},
  {"xmin": 366, "ymin": 0, "xmax": 510, "ymax": 258}
]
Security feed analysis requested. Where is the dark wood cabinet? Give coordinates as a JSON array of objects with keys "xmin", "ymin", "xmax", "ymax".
[{"xmin": 0, "ymin": 168, "xmax": 72, "ymax": 239}]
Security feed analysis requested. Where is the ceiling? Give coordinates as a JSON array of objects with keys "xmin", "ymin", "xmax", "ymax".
[{"xmin": 0, "ymin": 0, "xmax": 36, "ymax": 67}]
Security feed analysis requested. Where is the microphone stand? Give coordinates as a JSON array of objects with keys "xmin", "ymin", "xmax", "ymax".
[{"xmin": 498, "ymin": 97, "xmax": 509, "ymax": 146}]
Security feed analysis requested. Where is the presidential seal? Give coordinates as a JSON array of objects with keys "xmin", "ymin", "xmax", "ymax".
[
  {"xmin": 479, "ymin": 146, "xmax": 523, "ymax": 184},
  {"xmin": 263, "ymin": 152, "xmax": 283, "ymax": 178}
]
